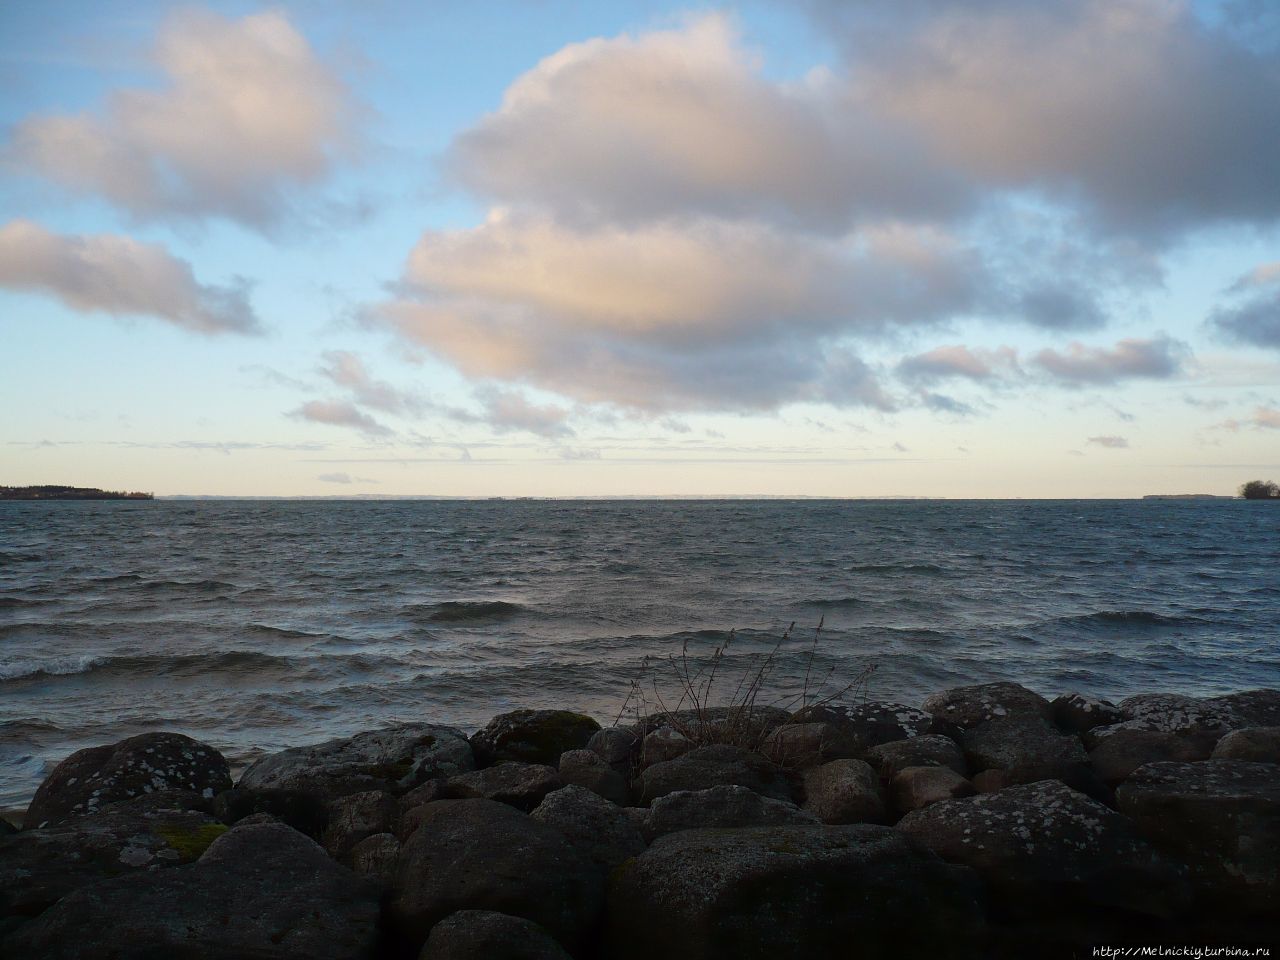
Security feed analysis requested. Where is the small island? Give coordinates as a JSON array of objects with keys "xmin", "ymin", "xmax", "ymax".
[{"xmin": 0, "ymin": 485, "xmax": 154, "ymax": 501}]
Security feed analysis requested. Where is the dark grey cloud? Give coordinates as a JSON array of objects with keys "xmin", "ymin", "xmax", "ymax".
[
  {"xmin": 1209, "ymin": 264, "xmax": 1280, "ymax": 349},
  {"xmin": 897, "ymin": 345, "xmax": 1019, "ymax": 384},
  {"xmin": 1034, "ymin": 336, "xmax": 1188, "ymax": 385}
]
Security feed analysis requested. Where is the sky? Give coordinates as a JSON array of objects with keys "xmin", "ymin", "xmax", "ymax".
[{"xmin": 1, "ymin": 0, "xmax": 1278, "ymax": 498}]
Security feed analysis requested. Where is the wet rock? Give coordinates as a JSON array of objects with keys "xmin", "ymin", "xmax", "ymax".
[
  {"xmin": 607, "ymin": 824, "xmax": 985, "ymax": 960},
  {"xmin": 1202, "ymin": 689, "xmax": 1280, "ymax": 728},
  {"xmin": 1116, "ymin": 760, "xmax": 1280, "ymax": 915},
  {"xmin": 557, "ymin": 749, "xmax": 629, "ymax": 805},
  {"xmin": 640, "ymin": 726, "xmax": 694, "ymax": 766},
  {"xmin": 864, "ymin": 734, "xmax": 967, "ymax": 779},
  {"xmin": 759, "ymin": 722, "xmax": 862, "ymax": 769},
  {"xmin": 323, "ymin": 790, "xmax": 397, "ymax": 860},
  {"xmin": 419, "ymin": 910, "xmax": 572, "ymax": 960},
  {"xmin": 530, "ymin": 785, "xmax": 645, "ymax": 871},
  {"xmin": 471, "ymin": 710, "xmax": 601, "ymax": 767},
  {"xmin": 791, "ymin": 700, "xmax": 936, "ymax": 751},
  {"xmin": 212, "ymin": 786, "xmax": 328, "ymax": 839},
  {"xmin": 801, "ymin": 759, "xmax": 886, "ymax": 824},
  {"xmin": 5, "ymin": 821, "xmax": 380, "ymax": 960},
  {"xmin": 350, "ymin": 831, "xmax": 400, "ymax": 890},
  {"xmin": 898, "ymin": 780, "xmax": 1187, "ymax": 920},
  {"xmin": 889, "ymin": 766, "xmax": 975, "ymax": 815},
  {"xmin": 646, "ymin": 784, "xmax": 817, "ymax": 840},
  {"xmin": 1115, "ymin": 693, "xmax": 1240, "ymax": 736},
  {"xmin": 24, "ymin": 732, "xmax": 231, "ymax": 829},
  {"xmin": 239, "ymin": 723, "xmax": 474, "ymax": 800},
  {"xmin": 922, "ymin": 682, "xmax": 1052, "ymax": 729},
  {"xmin": 392, "ymin": 799, "xmax": 602, "ymax": 952},
  {"xmin": 1051, "ymin": 692, "xmax": 1123, "ymax": 734},
  {"xmin": 0, "ymin": 793, "xmax": 225, "ymax": 921},
  {"xmin": 446, "ymin": 762, "xmax": 562, "ymax": 812},
  {"xmin": 639, "ymin": 745, "xmax": 791, "ymax": 804},
  {"xmin": 1212, "ymin": 727, "xmax": 1280, "ymax": 763},
  {"xmin": 1089, "ymin": 729, "xmax": 1217, "ymax": 787}
]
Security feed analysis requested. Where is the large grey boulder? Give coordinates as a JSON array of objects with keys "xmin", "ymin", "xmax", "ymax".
[
  {"xmin": 639, "ymin": 745, "xmax": 791, "ymax": 804},
  {"xmin": 801, "ymin": 759, "xmax": 885, "ymax": 824},
  {"xmin": 1, "ymin": 793, "xmax": 225, "ymax": 921},
  {"xmin": 322, "ymin": 790, "xmax": 397, "ymax": 860},
  {"xmin": 1113, "ymin": 693, "xmax": 1240, "ymax": 737},
  {"xmin": 646, "ymin": 785, "xmax": 817, "ymax": 840},
  {"xmin": 239, "ymin": 723, "xmax": 473, "ymax": 800},
  {"xmin": 959, "ymin": 715, "xmax": 1102, "ymax": 797},
  {"xmin": 1089, "ymin": 729, "xmax": 1217, "ymax": 786},
  {"xmin": 530, "ymin": 785, "xmax": 645, "ymax": 870},
  {"xmin": 1050, "ymin": 692, "xmax": 1123, "ymax": 734},
  {"xmin": 349, "ymin": 831, "xmax": 400, "ymax": 890},
  {"xmin": 636, "ymin": 706, "xmax": 792, "ymax": 743},
  {"xmin": 445, "ymin": 762, "xmax": 563, "ymax": 811},
  {"xmin": 586, "ymin": 726, "xmax": 641, "ymax": 771},
  {"xmin": 1202, "ymin": 689, "xmax": 1280, "ymax": 728},
  {"xmin": 922, "ymin": 683, "xmax": 1051, "ymax": 729},
  {"xmin": 791, "ymin": 701, "xmax": 936, "ymax": 751},
  {"xmin": 557, "ymin": 749, "xmax": 629, "ymax": 805},
  {"xmin": 24, "ymin": 733, "xmax": 231, "ymax": 829},
  {"xmin": 1116, "ymin": 760, "xmax": 1280, "ymax": 915},
  {"xmin": 5, "ymin": 821, "xmax": 380, "ymax": 959},
  {"xmin": 391, "ymin": 799, "xmax": 602, "ymax": 952},
  {"xmin": 898, "ymin": 780, "xmax": 1187, "ymax": 920},
  {"xmin": 1211, "ymin": 727, "xmax": 1280, "ymax": 764},
  {"xmin": 759, "ymin": 722, "xmax": 862, "ymax": 769},
  {"xmin": 606, "ymin": 824, "xmax": 985, "ymax": 960},
  {"xmin": 889, "ymin": 766, "xmax": 975, "ymax": 816},
  {"xmin": 640, "ymin": 725, "xmax": 695, "ymax": 766},
  {"xmin": 471, "ymin": 710, "xmax": 601, "ymax": 767},
  {"xmin": 211, "ymin": 786, "xmax": 328, "ymax": 839},
  {"xmin": 419, "ymin": 910, "xmax": 572, "ymax": 960},
  {"xmin": 864, "ymin": 734, "xmax": 967, "ymax": 779}
]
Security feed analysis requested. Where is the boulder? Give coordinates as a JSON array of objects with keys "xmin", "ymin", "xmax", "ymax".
[
  {"xmin": 646, "ymin": 785, "xmax": 818, "ymax": 840},
  {"xmin": 959, "ymin": 716, "xmax": 1102, "ymax": 797},
  {"xmin": 557, "ymin": 749, "xmax": 629, "ymax": 805},
  {"xmin": 396, "ymin": 780, "xmax": 450, "ymax": 841},
  {"xmin": 922, "ymin": 682, "xmax": 1052, "ymax": 729},
  {"xmin": 23, "ymin": 733, "xmax": 231, "ymax": 829},
  {"xmin": 392, "ymin": 799, "xmax": 602, "ymax": 952},
  {"xmin": 323, "ymin": 790, "xmax": 396, "ymax": 860},
  {"xmin": 470, "ymin": 710, "xmax": 600, "ymax": 767},
  {"xmin": 640, "ymin": 726, "xmax": 694, "ymax": 766},
  {"xmin": 889, "ymin": 766, "xmax": 975, "ymax": 815},
  {"xmin": 0, "ymin": 818, "xmax": 16, "ymax": 837},
  {"xmin": 1051, "ymin": 692, "xmax": 1123, "ymax": 734},
  {"xmin": 530, "ymin": 785, "xmax": 645, "ymax": 871},
  {"xmin": 5, "ymin": 821, "xmax": 380, "ymax": 960},
  {"xmin": 420, "ymin": 910, "xmax": 572, "ymax": 960},
  {"xmin": 1, "ymin": 793, "xmax": 225, "ymax": 921},
  {"xmin": 238, "ymin": 723, "xmax": 473, "ymax": 800},
  {"xmin": 350, "ymin": 832, "xmax": 400, "ymax": 890},
  {"xmin": 636, "ymin": 706, "xmax": 792, "ymax": 743},
  {"xmin": 759, "ymin": 722, "xmax": 862, "ymax": 769},
  {"xmin": 586, "ymin": 726, "xmax": 641, "ymax": 770},
  {"xmin": 791, "ymin": 700, "xmax": 936, "ymax": 751},
  {"xmin": 898, "ymin": 780, "xmax": 1187, "ymax": 920},
  {"xmin": 606, "ymin": 824, "xmax": 985, "ymax": 960},
  {"xmin": 1114, "ymin": 693, "xmax": 1240, "ymax": 737},
  {"xmin": 211, "ymin": 786, "xmax": 328, "ymax": 839},
  {"xmin": 864, "ymin": 735, "xmax": 967, "ymax": 779},
  {"xmin": 639, "ymin": 745, "xmax": 791, "ymax": 804},
  {"xmin": 1211, "ymin": 727, "xmax": 1280, "ymax": 764},
  {"xmin": 801, "ymin": 759, "xmax": 885, "ymax": 824},
  {"xmin": 1202, "ymin": 689, "xmax": 1280, "ymax": 728},
  {"xmin": 1116, "ymin": 760, "xmax": 1280, "ymax": 915},
  {"xmin": 445, "ymin": 762, "xmax": 562, "ymax": 812},
  {"xmin": 1089, "ymin": 729, "xmax": 1217, "ymax": 786}
]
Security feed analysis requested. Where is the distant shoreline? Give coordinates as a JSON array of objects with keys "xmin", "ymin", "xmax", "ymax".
[{"xmin": 0, "ymin": 486, "xmax": 153, "ymax": 501}]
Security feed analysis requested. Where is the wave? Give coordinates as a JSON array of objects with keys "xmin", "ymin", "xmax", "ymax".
[
  {"xmin": 1047, "ymin": 610, "xmax": 1205, "ymax": 629},
  {"xmin": 847, "ymin": 563, "xmax": 947, "ymax": 576},
  {"xmin": 409, "ymin": 600, "xmax": 527, "ymax": 623},
  {"xmin": 0, "ymin": 596, "xmax": 55, "ymax": 609},
  {"xmin": 0, "ymin": 655, "xmax": 107, "ymax": 681}
]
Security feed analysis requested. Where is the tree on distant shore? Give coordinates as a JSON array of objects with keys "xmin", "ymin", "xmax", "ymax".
[{"xmin": 1240, "ymin": 479, "xmax": 1280, "ymax": 499}]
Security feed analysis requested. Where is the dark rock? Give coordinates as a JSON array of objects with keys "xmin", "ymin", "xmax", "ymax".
[
  {"xmin": 759, "ymin": 721, "xmax": 862, "ymax": 769},
  {"xmin": 801, "ymin": 759, "xmax": 885, "ymax": 824},
  {"xmin": 239, "ymin": 723, "xmax": 473, "ymax": 800},
  {"xmin": 24, "ymin": 732, "xmax": 231, "ymax": 829},
  {"xmin": 898, "ymin": 780, "xmax": 1187, "ymax": 920},
  {"xmin": 323, "ymin": 790, "xmax": 397, "ymax": 860},
  {"xmin": 5, "ymin": 820, "xmax": 380, "ymax": 959},
  {"xmin": 530, "ymin": 785, "xmax": 645, "ymax": 870},
  {"xmin": 640, "ymin": 725, "xmax": 694, "ymax": 766},
  {"xmin": 420, "ymin": 910, "xmax": 572, "ymax": 960},
  {"xmin": 1202, "ymin": 689, "xmax": 1280, "ymax": 728},
  {"xmin": 889, "ymin": 766, "xmax": 975, "ymax": 815},
  {"xmin": 557, "ymin": 749, "xmax": 629, "ymax": 805},
  {"xmin": 586, "ymin": 726, "xmax": 641, "ymax": 770},
  {"xmin": 791, "ymin": 700, "xmax": 936, "ymax": 751},
  {"xmin": 1115, "ymin": 693, "xmax": 1240, "ymax": 736},
  {"xmin": 1, "ymin": 793, "xmax": 225, "ymax": 921},
  {"xmin": 212, "ymin": 786, "xmax": 328, "ymax": 839},
  {"xmin": 864, "ymin": 734, "xmax": 967, "ymax": 779},
  {"xmin": 392, "ymin": 799, "xmax": 602, "ymax": 952},
  {"xmin": 960, "ymin": 715, "xmax": 1103, "ymax": 798},
  {"xmin": 1089, "ymin": 729, "xmax": 1217, "ymax": 786},
  {"xmin": 446, "ymin": 762, "xmax": 562, "ymax": 812},
  {"xmin": 639, "ymin": 745, "xmax": 791, "ymax": 804},
  {"xmin": 471, "ymin": 710, "xmax": 600, "ymax": 767},
  {"xmin": 1051, "ymin": 692, "xmax": 1123, "ymax": 733},
  {"xmin": 1116, "ymin": 760, "xmax": 1280, "ymax": 915},
  {"xmin": 1212, "ymin": 727, "xmax": 1280, "ymax": 763},
  {"xmin": 0, "ymin": 818, "xmax": 15, "ymax": 837},
  {"xmin": 350, "ymin": 831, "xmax": 400, "ymax": 890},
  {"xmin": 635, "ymin": 706, "xmax": 792, "ymax": 742},
  {"xmin": 396, "ymin": 780, "xmax": 450, "ymax": 841},
  {"xmin": 922, "ymin": 682, "xmax": 1052, "ymax": 729},
  {"xmin": 606, "ymin": 824, "xmax": 985, "ymax": 960},
  {"xmin": 646, "ymin": 784, "xmax": 817, "ymax": 840}
]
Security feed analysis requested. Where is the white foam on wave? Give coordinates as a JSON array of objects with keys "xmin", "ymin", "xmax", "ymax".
[{"xmin": 0, "ymin": 654, "xmax": 106, "ymax": 681}]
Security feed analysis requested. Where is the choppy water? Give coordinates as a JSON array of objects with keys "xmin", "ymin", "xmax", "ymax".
[{"xmin": 2, "ymin": 499, "xmax": 1277, "ymax": 811}]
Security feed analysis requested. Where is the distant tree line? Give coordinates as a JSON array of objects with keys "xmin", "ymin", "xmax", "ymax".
[
  {"xmin": 0, "ymin": 485, "xmax": 154, "ymax": 501},
  {"xmin": 1240, "ymin": 480, "xmax": 1280, "ymax": 500}
]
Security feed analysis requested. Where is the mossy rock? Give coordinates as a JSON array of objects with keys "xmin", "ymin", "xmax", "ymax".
[
  {"xmin": 471, "ymin": 710, "xmax": 602, "ymax": 767},
  {"xmin": 157, "ymin": 822, "xmax": 228, "ymax": 862}
]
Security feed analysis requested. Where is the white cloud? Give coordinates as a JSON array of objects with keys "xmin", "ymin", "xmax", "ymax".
[
  {"xmin": 7, "ymin": 10, "xmax": 355, "ymax": 228},
  {"xmin": 0, "ymin": 219, "xmax": 257, "ymax": 334},
  {"xmin": 318, "ymin": 351, "xmax": 424, "ymax": 414}
]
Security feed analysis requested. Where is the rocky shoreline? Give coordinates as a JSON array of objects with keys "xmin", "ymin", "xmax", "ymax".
[{"xmin": 2, "ymin": 683, "xmax": 1277, "ymax": 958}]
